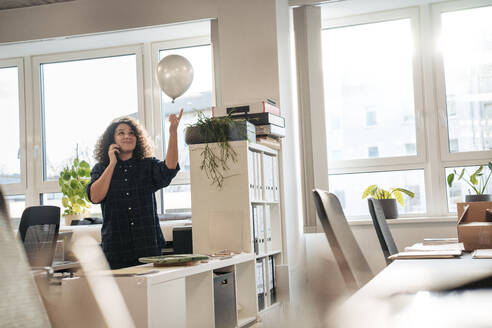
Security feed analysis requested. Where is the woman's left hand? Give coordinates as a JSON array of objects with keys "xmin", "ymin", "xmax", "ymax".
[{"xmin": 169, "ymin": 108, "xmax": 183, "ymax": 135}]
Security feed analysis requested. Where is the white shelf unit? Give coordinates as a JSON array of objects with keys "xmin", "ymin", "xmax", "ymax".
[
  {"xmin": 190, "ymin": 140, "xmax": 285, "ymax": 315},
  {"xmin": 62, "ymin": 254, "xmax": 256, "ymax": 328}
]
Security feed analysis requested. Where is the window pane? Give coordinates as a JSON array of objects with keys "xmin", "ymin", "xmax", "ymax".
[
  {"xmin": 441, "ymin": 6, "xmax": 492, "ymax": 152},
  {"xmin": 445, "ymin": 164, "xmax": 492, "ymax": 212},
  {"xmin": 40, "ymin": 54, "xmax": 138, "ymax": 180},
  {"xmin": 0, "ymin": 67, "xmax": 21, "ymax": 184},
  {"xmin": 322, "ymin": 19, "xmax": 417, "ymax": 160},
  {"xmin": 41, "ymin": 192, "xmax": 101, "ymax": 217},
  {"xmin": 163, "ymin": 185, "xmax": 191, "ymax": 213},
  {"xmin": 159, "ymin": 45, "xmax": 213, "ymax": 174},
  {"xmin": 328, "ymin": 169, "xmax": 426, "ymax": 218},
  {"xmin": 4, "ymin": 194, "xmax": 25, "ymax": 229}
]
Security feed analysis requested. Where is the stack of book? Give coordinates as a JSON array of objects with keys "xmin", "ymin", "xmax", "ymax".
[{"xmin": 212, "ymin": 99, "xmax": 286, "ymax": 142}]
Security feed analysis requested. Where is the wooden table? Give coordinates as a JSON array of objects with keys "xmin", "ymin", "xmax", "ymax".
[{"xmin": 331, "ymin": 254, "xmax": 492, "ymax": 328}]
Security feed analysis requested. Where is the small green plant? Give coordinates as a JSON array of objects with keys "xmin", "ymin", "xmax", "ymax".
[
  {"xmin": 58, "ymin": 157, "xmax": 91, "ymax": 216},
  {"xmin": 447, "ymin": 162, "xmax": 492, "ymax": 195},
  {"xmin": 186, "ymin": 112, "xmax": 247, "ymax": 188},
  {"xmin": 362, "ymin": 185, "xmax": 415, "ymax": 207}
]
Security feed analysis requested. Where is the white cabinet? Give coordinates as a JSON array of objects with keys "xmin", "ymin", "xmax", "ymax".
[{"xmin": 190, "ymin": 140, "xmax": 285, "ymax": 314}]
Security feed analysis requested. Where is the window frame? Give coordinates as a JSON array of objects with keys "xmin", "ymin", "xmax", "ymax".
[
  {"xmin": 31, "ymin": 45, "xmax": 146, "ymax": 194},
  {"xmin": 0, "ymin": 57, "xmax": 27, "ymax": 196}
]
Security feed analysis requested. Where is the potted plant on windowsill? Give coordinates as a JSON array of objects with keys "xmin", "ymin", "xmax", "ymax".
[
  {"xmin": 447, "ymin": 162, "xmax": 492, "ymax": 202},
  {"xmin": 58, "ymin": 157, "xmax": 92, "ymax": 225},
  {"xmin": 362, "ymin": 185, "xmax": 415, "ymax": 219},
  {"xmin": 185, "ymin": 112, "xmax": 255, "ymax": 188}
]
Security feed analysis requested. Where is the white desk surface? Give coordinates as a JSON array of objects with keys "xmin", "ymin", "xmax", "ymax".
[
  {"xmin": 355, "ymin": 253, "xmax": 492, "ymax": 300},
  {"xmin": 107, "ymin": 252, "xmax": 255, "ymax": 284},
  {"xmin": 332, "ymin": 254, "xmax": 492, "ymax": 328}
]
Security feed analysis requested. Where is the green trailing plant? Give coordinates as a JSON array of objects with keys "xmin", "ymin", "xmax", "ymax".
[
  {"xmin": 58, "ymin": 157, "xmax": 91, "ymax": 216},
  {"xmin": 447, "ymin": 162, "xmax": 492, "ymax": 195},
  {"xmin": 186, "ymin": 112, "xmax": 248, "ymax": 188},
  {"xmin": 362, "ymin": 185, "xmax": 415, "ymax": 207}
]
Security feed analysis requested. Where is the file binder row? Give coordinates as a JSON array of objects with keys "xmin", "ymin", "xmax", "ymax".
[
  {"xmin": 256, "ymin": 256, "xmax": 277, "ymax": 311},
  {"xmin": 247, "ymin": 150, "xmax": 280, "ymax": 202},
  {"xmin": 251, "ymin": 204, "xmax": 272, "ymax": 255}
]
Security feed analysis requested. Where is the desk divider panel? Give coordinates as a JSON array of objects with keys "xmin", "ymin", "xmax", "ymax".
[
  {"xmin": 235, "ymin": 261, "xmax": 258, "ymax": 326},
  {"xmin": 185, "ymin": 271, "xmax": 214, "ymax": 328},
  {"xmin": 149, "ymin": 278, "xmax": 186, "ymax": 328}
]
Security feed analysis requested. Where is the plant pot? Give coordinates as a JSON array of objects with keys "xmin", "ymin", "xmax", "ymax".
[
  {"xmin": 465, "ymin": 194, "xmax": 492, "ymax": 202},
  {"xmin": 63, "ymin": 213, "xmax": 84, "ymax": 226},
  {"xmin": 379, "ymin": 199, "xmax": 399, "ymax": 219},
  {"xmin": 185, "ymin": 121, "xmax": 255, "ymax": 145}
]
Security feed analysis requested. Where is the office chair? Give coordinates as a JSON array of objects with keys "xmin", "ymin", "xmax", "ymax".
[
  {"xmin": 18, "ymin": 206, "xmax": 60, "ymax": 267},
  {"xmin": 368, "ymin": 198, "xmax": 398, "ymax": 265},
  {"xmin": 312, "ymin": 189, "xmax": 372, "ymax": 293}
]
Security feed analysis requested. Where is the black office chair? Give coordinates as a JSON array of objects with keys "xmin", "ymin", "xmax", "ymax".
[
  {"xmin": 368, "ymin": 198, "xmax": 398, "ymax": 265},
  {"xmin": 18, "ymin": 206, "xmax": 60, "ymax": 267},
  {"xmin": 312, "ymin": 189, "xmax": 372, "ymax": 293}
]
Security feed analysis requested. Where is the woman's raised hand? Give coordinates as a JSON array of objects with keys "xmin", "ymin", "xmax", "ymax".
[
  {"xmin": 108, "ymin": 144, "xmax": 120, "ymax": 166},
  {"xmin": 169, "ymin": 108, "xmax": 184, "ymax": 135}
]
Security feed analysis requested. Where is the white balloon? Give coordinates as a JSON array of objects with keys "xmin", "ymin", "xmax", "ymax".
[{"xmin": 156, "ymin": 55, "xmax": 194, "ymax": 103}]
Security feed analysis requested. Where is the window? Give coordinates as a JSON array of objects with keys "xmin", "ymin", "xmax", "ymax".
[
  {"xmin": 36, "ymin": 50, "xmax": 141, "ymax": 181},
  {"xmin": 445, "ymin": 164, "xmax": 492, "ymax": 212},
  {"xmin": 155, "ymin": 43, "xmax": 213, "ymax": 213},
  {"xmin": 449, "ymin": 139, "xmax": 459, "ymax": 152},
  {"xmin": 329, "ymin": 170, "xmax": 426, "ymax": 217},
  {"xmin": 0, "ymin": 20, "xmax": 210, "ymax": 212},
  {"xmin": 440, "ymin": 5, "xmax": 492, "ymax": 153},
  {"xmin": 322, "ymin": 10, "xmax": 424, "ymax": 218},
  {"xmin": 365, "ymin": 109, "xmax": 377, "ymax": 127},
  {"xmin": 0, "ymin": 62, "xmax": 23, "ymax": 187},
  {"xmin": 405, "ymin": 143, "xmax": 416, "ymax": 155},
  {"xmin": 368, "ymin": 146, "xmax": 379, "ymax": 158},
  {"xmin": 40, "ymin": 192, "xmax": 102, "ymax": 217},
  {"xmin": 316, "ymin": 3, "xmax": 492, "ymax": 220},
  {"xmin": 322, "ymin": 17, "xmax": 418, "ymax": 162}
]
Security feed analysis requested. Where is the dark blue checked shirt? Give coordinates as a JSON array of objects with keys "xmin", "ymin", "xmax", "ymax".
[{"xmin": 86, "ymin": 157, "xmax": 179, "ymax": 269}]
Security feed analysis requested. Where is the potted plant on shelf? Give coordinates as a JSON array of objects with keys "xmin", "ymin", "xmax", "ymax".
[
  {"xmin": 185, "ymin": 111, "xmax": 255, "ymax": 188},
  {"xmin": 58, "ymin": 157, "xmax": 92, "ymax": 225},
  {"xmin": 362, "ymin": 185, "xmax": 415, "ymax": 219},
  {"xmin": 447, "ymin": 162, "xmax": 492, "ymax": 202}
]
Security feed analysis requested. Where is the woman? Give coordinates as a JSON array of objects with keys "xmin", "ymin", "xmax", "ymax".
[{"xmin": 87, "ymin": 110, "xmax": 183, "ymax": 269}]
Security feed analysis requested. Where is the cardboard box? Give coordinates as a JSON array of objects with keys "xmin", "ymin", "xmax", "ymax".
[{"xmin": 457, "ymin": 201, "xmax": 492, "ymax": 251}]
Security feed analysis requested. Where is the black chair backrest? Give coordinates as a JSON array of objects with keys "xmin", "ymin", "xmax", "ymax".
[
  {"xmin": 368, "ymin": 198, "xmax": 398, "ymax": 265},
  {"xmin": 18, "ymin": 206, "xmax": 60, "ymax": 267},
  {"xmin": 312, "ymin": 189, "xmax": 372, "ymax": 293}
]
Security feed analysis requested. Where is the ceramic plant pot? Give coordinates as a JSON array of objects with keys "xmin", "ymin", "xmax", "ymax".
[
  {"xmin": 379, "ymin": 199, "xmax": 399, "ymax": 219},
  {"xmin": 63, "ymin": 213, "xmax": 84, "ymax": 226},
  {"xmin": 465, "ymin": 194, "xmax": 492, "ymax": 202}
]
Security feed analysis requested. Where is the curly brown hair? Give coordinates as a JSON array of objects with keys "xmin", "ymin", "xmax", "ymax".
[{"xmin": 94, "ymin": 116, "xmax": 153, "ymax": 164}]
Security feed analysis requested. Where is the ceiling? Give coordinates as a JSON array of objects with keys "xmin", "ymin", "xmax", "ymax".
[{"xmin": 0, "ymin": 0, "xmax": 75, "ymax": 10}]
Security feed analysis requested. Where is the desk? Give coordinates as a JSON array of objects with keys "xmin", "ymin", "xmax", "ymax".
[
  {"xmin": 62, "ymin": 253, "xmax": 257, "ymax": 328},
  {"xmin": 356, "ymin": 254, "xmax": 492, "ymax": 299},
  {"xmin": 332, "ymin": 255, "xmax": 492, "ymax": 328}
]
